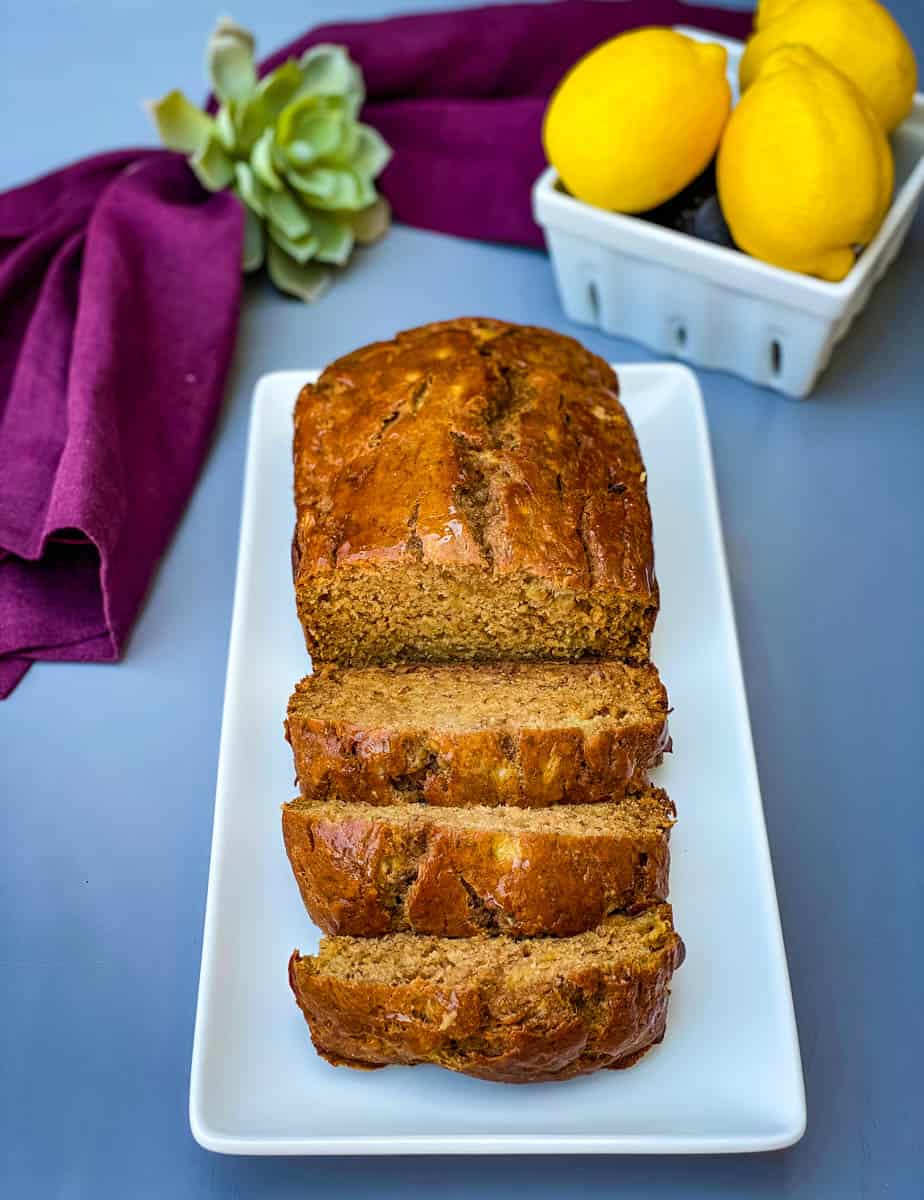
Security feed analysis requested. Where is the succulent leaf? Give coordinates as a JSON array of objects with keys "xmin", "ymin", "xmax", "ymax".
[
  {"xmin": 307, "ymin": 210, "xmax": 355, "ymax": 265},
  {"xmin": 207, "ymin": 17, "xmax": 257, "ymax": 102},
  {"xmin": 266, "ymin": 241, "xmax": 332, "ymax": 302},
  {"xmin": 212, "ymin": 15, "xmax": 255, "ymax": 52},
  {"xmin": 190, "ymin": 133, "xmax": 235, "ymax": 191},
  {"xmin": 289, "ymin": 166, "xmax": 369, "ymax": 211},
  {"xmin": 270, "ymin": 138, "xmax": 291, "ymax": 176},
  {"xmin": 266, "ymin": 188, "xmax": 313, "ymax": 240},
  {"xmin": 285, "ymin": 140, "xmax": 318, "ymax": 168},
  {"xmin": 266, "ymin": 222, "xmax": 320, "ymax": 264},
  {"xmin": 233, "ymin": 162, "xmax": 268, "ymax": 218},
  {"xmin": 286, "ymin": 168, "xmax": 333, "ymax": 206},
  {"xmin": 353, "ymin": 125, "xmax": 393, "ymax": 178},
  {"xmin": 354, "ymin": 174, "xmax": 378, "ymax": 208},
  {"xmin": 251, "ymin": 128, "xmax": 283, "ymax": 190},
  {"xmin": 146, "ymin": 90, "xmax": 214, "ymax": 154},
  {"xmin": 352, "ymin": 196, "xmax": 391, "ymax": 245},
  {"xmin": 328, "ymin": 121, "xmax": 361, "ymax": 166},
  {"xmin": 256, "ymin": 59, "xmax": 303, "ymax": 116},
  {"xmin": 242, "ymin": 206, "xmax": 265, "ymax": 272},
  {"xmin": 298, "ymin": 44, "xmax": 365, "ymax": 115},
  {"xmin": 277, "ymin": 95, "xmax": 343, "ymax": 153},
  {"xmin": 215, "ymin": 102, "xmax": 237, "ymax": 151},
  {"xmin": 233, "ymin": 93, "xmax": 270, "ymax": 154}
]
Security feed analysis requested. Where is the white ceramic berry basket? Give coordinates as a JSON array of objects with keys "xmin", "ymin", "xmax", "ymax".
[{"xmin": 532, "ymin": 29, "xmax": 924, "ymax": 397}]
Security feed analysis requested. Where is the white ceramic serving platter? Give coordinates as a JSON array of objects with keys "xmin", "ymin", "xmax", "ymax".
[{"xmin": 190, "ymin": 365, "xmax": 805, "ymax": 1155}]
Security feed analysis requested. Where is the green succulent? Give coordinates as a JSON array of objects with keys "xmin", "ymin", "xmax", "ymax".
[{"xmin": 147, "ymin": 17, "xmax": 391, "ymax": 301}]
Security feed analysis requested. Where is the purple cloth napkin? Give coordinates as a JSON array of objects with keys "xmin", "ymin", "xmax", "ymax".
[
  {"xmin": 0, "ymin": 153, "xmax": 243, "ymax": 696},
  {"xmin": 0, "ymin": 1, "xmax": 750, "ymax": 698}
]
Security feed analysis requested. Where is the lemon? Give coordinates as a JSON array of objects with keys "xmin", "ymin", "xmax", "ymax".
[
  {"xmin": 718, "ymin": 46, "xmax": 894, "ymax": 281},
  {"xmin": 740, "ymin": 0, "xmax": 917, "ymax": 132},
  {"xmin": 543, "ymin": 28, "xmax": 731, "ymax": 213}
]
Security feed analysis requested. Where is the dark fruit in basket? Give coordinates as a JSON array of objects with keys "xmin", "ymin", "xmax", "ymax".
[
  {"xmin": 639, "ymin": 161, "xmax": 738, "ymax": 250},
  {"xmin": 690, "ymin": 196, "xmax": 736, "ymax": 249}
]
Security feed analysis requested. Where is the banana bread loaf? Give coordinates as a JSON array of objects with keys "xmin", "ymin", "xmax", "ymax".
[
  {"xmin": 285, "ymin": 660, "xmax": 670, "ymax": 807},
  {"xmin": 292, "ymin": 318, "xmax": 658, "ymax": 666},
  {"xmin": 282, "ymin": 787, "xmax": 675, "ymax": 938},
  {"xmin": 289, "ymin": 904, "xmax": 684, "ymax": 1083}
]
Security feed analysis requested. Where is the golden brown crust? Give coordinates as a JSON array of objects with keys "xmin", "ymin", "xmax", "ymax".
[
  {"xmin": 288, "ymin": 906, "xmax": 685, "ymax": 1083},
  {"xmin": 285, "ymin": 661, "xmax": 670, "ymax": 808},
  {"xmin": 282, "ymin": 790, "xmax": 674, "ymax": 937},
  {"xmin": 292, "ymin": 319, "xmax": 658, "ymax": 665}
]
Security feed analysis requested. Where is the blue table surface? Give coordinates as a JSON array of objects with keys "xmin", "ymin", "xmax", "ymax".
[{"xmin": 2, "ymin": 1, "xmax": 922, "ymax": 1195}]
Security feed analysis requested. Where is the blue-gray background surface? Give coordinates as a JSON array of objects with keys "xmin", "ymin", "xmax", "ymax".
[{"xmin": 2, "ymin": 2, "xmax": 921, "ymax": 1196}]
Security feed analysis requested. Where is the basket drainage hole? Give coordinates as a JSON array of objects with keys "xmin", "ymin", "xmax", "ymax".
[
  {"xmin": 674, "ymin": 323, "xmax": 687, "ymax": 349},
  {"xmin": 770, "ymin": 339, "xmax": 783, "ymax": 377},
  {"xmin": 587, "ymin": 280, "xmax": 600, "ymax": 320}
]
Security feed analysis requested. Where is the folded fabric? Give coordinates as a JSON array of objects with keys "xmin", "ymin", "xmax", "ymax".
[
  {"xmin": 0, "ymin": 0, "xmax": 750, "ymax": 698},
  {"xmin": 0, "ymin": 153, "xmax": 242, "ymax": 696}
]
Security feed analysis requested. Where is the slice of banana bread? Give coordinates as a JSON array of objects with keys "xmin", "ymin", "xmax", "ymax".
[
  {"xmin": 285, "ymin": 660, "xmax": 670, "ymax": 807},
  {"xmin": 289, "ymin": 903, "xmax": 684, "ymax": 1083},
  {"xmin": 282, "ymin": 787, "xmax": 675, "ymax": 938},
  {"xmin": 292, "ymin": 318, "xmax": 658, "ymax": 666}
]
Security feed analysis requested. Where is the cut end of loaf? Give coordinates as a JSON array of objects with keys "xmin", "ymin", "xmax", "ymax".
[
  {"xmin": 296, "ymin": 563, "xmax": 656, "ymax": 666},
  {"xmin": 298, "ymin": 904, "xmax": 682, "ymax": 990},
  {"xmin": 289, "ymin": 659, "xmax": 667, "ymax": 732},
  {"xmin": 284, "ymin": 788, "xmax": 675, "ymax": 838}
]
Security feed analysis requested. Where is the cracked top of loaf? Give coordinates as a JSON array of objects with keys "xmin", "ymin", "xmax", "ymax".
[{"xmin": 292, "ymin": 318, "xmax": 658, "ymax": 665}]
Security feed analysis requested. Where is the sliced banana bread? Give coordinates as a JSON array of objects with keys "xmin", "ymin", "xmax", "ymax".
[
  {"xmin": 289, "ymin": 903, "xmax": 684, "ymax": 1083},
  {"xmin": 285, "ymin": 660, "xmax": 670, "ymax": 807},
  {"xmin": 282, "ymin": 788, "xmax": 674, "ymax": 938},
  {"xmin": 292, "ymin": 318, "xmax": 658, "ymax": 666}
]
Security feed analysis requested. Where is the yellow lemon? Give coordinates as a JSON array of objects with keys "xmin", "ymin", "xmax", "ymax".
[
  {"xmin": 543, "ymin": 28, "xmax": 731, "ymax": 213},
  {"xmin": 740, "ymin": 0, "xmax": 917, "ymax": 132},
  {"xmin": 718, "ymin": 46, "xmax": 894, "ymax": 281}
]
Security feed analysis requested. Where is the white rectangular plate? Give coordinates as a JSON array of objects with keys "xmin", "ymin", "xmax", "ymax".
[{"xmin": 190, "ymin": 365, "xmax": 805, "ymax": 1155}]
